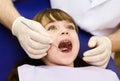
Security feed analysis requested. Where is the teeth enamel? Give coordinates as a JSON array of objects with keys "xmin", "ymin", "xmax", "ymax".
[{"xmin": 62, "ymin": 48, "xmax": 68, "ymax": 51}]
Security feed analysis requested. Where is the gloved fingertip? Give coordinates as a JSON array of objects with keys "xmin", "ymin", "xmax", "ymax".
[
  {"xmin": 82, "ymin": 57, "xmax": 88, "ymax": 62},
  {"xmin": 83, "ymin": 52, "xmax": 86, "ymax": 56},
  {"xmin": 83, "ymin": 52, "xmax": 90, "ymax": 57},
  {"xmin": 88, "ymin": 41, "xmax": 96, "ymax": 48},
  {"xmin": 50, "ymin": 39, "xmax": 53, "ymax": 43},
  {"xmin": 88, "ymin": 36, "xmax": 98, "ymax": 48},
  {"xmin": 82, "ymin": 57, "xmax": 85, "ymax": 61}
]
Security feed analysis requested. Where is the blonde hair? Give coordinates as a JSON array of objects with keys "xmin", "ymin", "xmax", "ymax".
[{"xmin": 33, "ymin": 8, "xmax": 78, "ymax": 32}]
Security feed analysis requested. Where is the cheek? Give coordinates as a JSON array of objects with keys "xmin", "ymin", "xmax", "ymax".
[
  {"xmin": 47, "ymin": 45, "xmax": 58, "ymax": 58},
  {"xmin": 46, "ymin": 47, "xmax": 59, "ymax": 63},
  {"xmin": 73, "ymin": 34, "xmax": 80, "ymax": 51},
  {"xmin": 49, "ymin": 33, "xmax": 58, "ymax": 41}
]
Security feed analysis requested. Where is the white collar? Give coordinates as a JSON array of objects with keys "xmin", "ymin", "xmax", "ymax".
[{"xmin": 89, "ymin": 0, "xmax": 109, "ymax": 8}]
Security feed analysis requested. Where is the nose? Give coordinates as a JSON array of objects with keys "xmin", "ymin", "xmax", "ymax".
[
  {"xmin": 61, "ymin": 32, "xmax": 68, "ymax": 35},
  {"xmin": 60, "ymin": 30, "xmax": 69, "ymax": 35}
]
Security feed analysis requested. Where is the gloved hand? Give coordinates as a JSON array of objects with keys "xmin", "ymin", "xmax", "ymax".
[
  {"xmin": 83, "ymin": 36, "xmax": 112, "ymax": 68},
  {"xmin": 12, "ymin": 16, "xmax": 52, "ymax": 59}
]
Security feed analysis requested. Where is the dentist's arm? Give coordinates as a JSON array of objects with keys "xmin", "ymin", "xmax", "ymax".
[
  {"xmin": 109, "ymin": 26, "xmax": 120, "ymax": 52},
  {"xmin": 0, "ymin": 0, "xmax": 20, "ymax": 29},
  {"xmin": 0, "ymin": 0, "xmax": 52, "ymax": 59}
]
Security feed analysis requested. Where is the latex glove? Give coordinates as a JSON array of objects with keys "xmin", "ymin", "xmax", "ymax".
[
  {"xmin": 12, "ymin": 16, "xmax": 52, "ymax": 59},
  {"xmin": 83, "ymin": 36, "xmax": 112, "ymax": 68}
]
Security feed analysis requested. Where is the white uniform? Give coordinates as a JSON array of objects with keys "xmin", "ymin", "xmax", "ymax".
[
  {"xmin": 18, "ymin": 64, "xmax": 119, "ymax": 81},
  {"xmin": 50, "ymin": 0, "xmax": 120, "ymax": 36}
]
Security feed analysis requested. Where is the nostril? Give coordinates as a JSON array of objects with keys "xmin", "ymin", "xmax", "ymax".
[
  {"xmin": 61, "ymin": 32, "xmax": 68, "ymax": 35},
  {"xmin": 61, "ymin": 32, "xmax": 64, "ymax": 35},
  {"xmin": 66, "ymin": 32, "xmax": 68, "ymax": 34}
]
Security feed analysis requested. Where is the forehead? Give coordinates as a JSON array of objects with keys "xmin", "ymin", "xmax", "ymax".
[
  {"xmin": 45, "ymin": 20, "xmax": 75, "ymax": 27},
  {"xmin": 41, "ymin": 12, "xmax": 74, "ymax": 26}
]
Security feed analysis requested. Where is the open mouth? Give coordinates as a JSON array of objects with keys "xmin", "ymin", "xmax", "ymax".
[{"xmin": 58, "ymin": 40, "xmax": 72, "ymax": 52}]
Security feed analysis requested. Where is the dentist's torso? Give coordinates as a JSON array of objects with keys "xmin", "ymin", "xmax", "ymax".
[{"xmin": 50, "ymin": 0, "xmax": 120, "ymax": 36}]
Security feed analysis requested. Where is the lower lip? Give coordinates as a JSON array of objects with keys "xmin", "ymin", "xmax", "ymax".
[{"xmin": 61, "ymin": 49, "xmax": 72, "ymax": 53}]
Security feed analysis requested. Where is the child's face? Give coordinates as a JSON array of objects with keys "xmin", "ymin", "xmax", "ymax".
[{"xmin": 42, "ymin": 20, "xmax": 80, "ymax": 67}]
